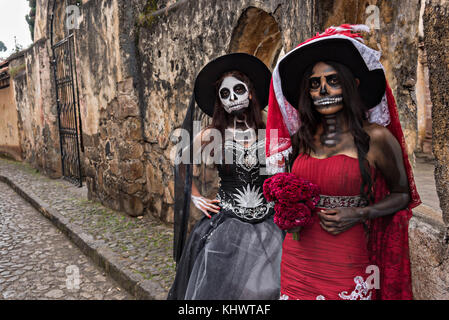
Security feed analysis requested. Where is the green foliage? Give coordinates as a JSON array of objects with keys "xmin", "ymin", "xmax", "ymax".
[
  {"xmin": 138, "ymin": 0, "xmax": 160, "ymax": 27},
  {"xmin": 25, "ymin": 0, "xmax": 37, "ymax": 41},
  {"xmin": 0, "ymin": 41, "xmax": 6, "ymax": 52},
  {"xmin": 9, "ymin": 63, "xmax": 26, "ymax": 78}
]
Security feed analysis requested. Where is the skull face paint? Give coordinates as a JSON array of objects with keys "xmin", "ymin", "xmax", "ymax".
[
  {"xmin": 309, "ymin": 62, "xmax": 344, "ymax": 115},
  {"xmin": 219, "ymin": 76, "xmax": 250, "ymax": 114}
]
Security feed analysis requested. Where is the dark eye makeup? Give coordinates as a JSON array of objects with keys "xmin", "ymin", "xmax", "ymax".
[
  {"xmin": 233, "ymin": 84, "xmax": 247, "ymax": 95},
  {"xmin": 325, "ymin": 74, "xmax": 340, "ymax": 87},
  {"xmin": 308, "ymin": 73, "xmax": 340, "ymax": 90},
  {"xmin": 309, "ymin": 77, "xmax": 321, "ymax": 90},
  {"xmin": 220, "ymin": 88, "xmax": 230, "ymax": 99}
]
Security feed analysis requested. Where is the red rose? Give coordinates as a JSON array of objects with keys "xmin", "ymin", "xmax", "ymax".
[{"xmin": 263, "ymin": 173, "xmax": 320, "ymax": 233}]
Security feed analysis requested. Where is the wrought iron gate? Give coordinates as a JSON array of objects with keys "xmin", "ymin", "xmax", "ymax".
[{"xmin": 50, "ymin": 1, "xmax": 83, "ymax": 186}]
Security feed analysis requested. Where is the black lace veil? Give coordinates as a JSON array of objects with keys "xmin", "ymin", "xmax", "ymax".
[{"xmin": 173, "ymin": 93, "xmax": 216, "ymax": 263}]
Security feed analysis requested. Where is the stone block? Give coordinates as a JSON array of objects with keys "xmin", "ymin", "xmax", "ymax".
[
  {"xmin": 85, "ymin": 146, "xmax": 100, "ymax": 163},
  {"xmin": 124, "ymin": 117, "xmax": 142, "ymax": 141},
  {"xmin": 120, "ymin": 181, "xmax": 143, "ymax": 195},
  {"xmin": 120, "ymin": 159, "xmax": 144, "ymax": 181},
  {"xmin": 118, "ymin": 142, "xmax": 144, "ymax": 160},
  {"xmin": 165, "ymin": 205, "xmax": 174, "ymax": 224},
  {"xmin": 120, "ymin": 194, "xmax": 144, "ymax": 217},
  {"xmin": 409, "ymin": 216, "xmax": 449, "ymax": 300},
  {"xmin": 163, "ymin": 181, "xmax": 175, "ymax": 205},
  {"xmin": 423, "ymin": 0, "xmax": 449, "ymax": 225},
  {"xmin": 109, "ymin": 159, "xmax": 120, "ymax": 176},
  {"xmin": 145, "ymin": 163, "xmax": 164, "ymax": 196},
  {"xmin": 117, "ymin": 95, "xmax": 140, "ymax": 120},
  {"xmin": 118, "ymin": 78, "xmax": 134, "ymax": 96}
]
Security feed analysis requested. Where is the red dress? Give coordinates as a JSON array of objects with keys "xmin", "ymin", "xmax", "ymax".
[
  {"xmin": 280, "ymin": 154, "xmax": 374, "ymax": 300},
  {"xmin": 276, "ymin": 85, "xmax": 418, "ymax": 300}
]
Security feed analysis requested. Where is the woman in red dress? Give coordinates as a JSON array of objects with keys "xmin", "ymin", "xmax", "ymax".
[{"xmin": 266, "ymin": 25, "xmax": 421, "ymax": 300}]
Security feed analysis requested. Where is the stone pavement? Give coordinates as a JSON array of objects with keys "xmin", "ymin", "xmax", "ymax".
[
  {"xmin": 413, "ymin": 156, "xmax": 441, "ymax": 213},
  {"xmin": 0, "ymin": 182, "xmax": 131, "ymax": 300},
  {"xmin": 412, "ymin": 155, "xmax": 444, "ymax": 224},
  {"xmin": 0, "ymin": 157, "xmax": 175, "ymax": 300}
]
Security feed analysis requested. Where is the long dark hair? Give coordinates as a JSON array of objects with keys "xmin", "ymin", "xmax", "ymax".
[{"xmin": 291, "ymin": 61, "xmax": 374, "ymax": 203}]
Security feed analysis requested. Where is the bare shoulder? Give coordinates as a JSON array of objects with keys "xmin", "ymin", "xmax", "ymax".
[
  {"xmin": 365, "ymin": 123, "xmax": 397, "ymax": 146},
  {"xmin": 364, "ymin": 123, "xmax": 402, "ymax": 160},
  {"xmin": 364, "ymin": 123, "xmax": 390, "ymax": 139}
]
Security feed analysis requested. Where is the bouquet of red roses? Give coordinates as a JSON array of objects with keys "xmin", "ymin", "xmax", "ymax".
[{"xmin": 263, "ymin": 173, "xmax": 320, "ymax": 240}]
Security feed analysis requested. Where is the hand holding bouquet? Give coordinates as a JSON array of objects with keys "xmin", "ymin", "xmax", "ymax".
[{"xmin": 263, "ymin": 173, "xmax": 320, "ymax": 240}]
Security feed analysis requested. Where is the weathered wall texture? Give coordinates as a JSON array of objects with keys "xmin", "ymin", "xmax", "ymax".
[
  {"xmin": 317, "ymin": 0, "xmax": 421, "ymax": 161},
  {"xmin": 423, "ymin": 0, "xmax": 449, "ymax": 227},
  {"xmin": 416, "ymin": 1, "xmax": 433, "ymax": 155},
  {"xmin": 9, "ymin": 38, "xmax": 61, "ymax": 178},
  {"xmin": 0, "ymin": 82, "xmax": 22, "ymax": 161},
  {"xmin": 74, "ymin": 0, "xmax": 148, "ymax": 215},
  {"xmin": 33, "ymin": 0, "xmax": 50, "ymax": 42},
  {"xmin": 75, "ymin": 0, "xmax": 124, "ymax": 138},
  {"xmin": 19, "ymin": 0, "xmax": 426, "ymax": 224},
  {"xmin": 416, "ymin": 43, "xmax": 433, "ymax": 155},
  {"xmin": 409, "ymin": 212, "xmax": 449, "ymax": 299}
]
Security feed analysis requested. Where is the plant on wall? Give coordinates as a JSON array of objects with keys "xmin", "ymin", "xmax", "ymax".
[
  {"xmin": 0, "ymin": 41, "xmax": 7, "ymax": 53},
  {"xmin": 25, "ymin": 0, "xmax": 37, "ymax": 41}
]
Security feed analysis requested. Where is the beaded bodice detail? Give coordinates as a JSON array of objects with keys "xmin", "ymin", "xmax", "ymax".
[{"xmin": 216, "ymin": 138, "xmax": 273, "ymax": 222}]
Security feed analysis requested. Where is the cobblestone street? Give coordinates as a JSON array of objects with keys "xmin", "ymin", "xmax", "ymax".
[
  {"xmin": 0, "ymin": 157, "xmax": 175, "ymax": 300},
  {"xmin": 0, "ymin": 181, "xmax": 132, "ymax": 300}
]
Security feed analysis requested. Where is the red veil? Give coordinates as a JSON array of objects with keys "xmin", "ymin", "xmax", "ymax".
[
  {"xmin": 266, "ymin": 25, "xmax": 421, "ymax": 300},
  {"xmin": 365, "ymin": 82, "xmax": 421, "ymax": 300}
]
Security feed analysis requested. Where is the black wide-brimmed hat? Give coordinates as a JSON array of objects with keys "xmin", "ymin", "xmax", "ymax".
[
  {"xmin": 278, "ymin": 34, "xmax": 386, "ymax": 110},
  {"xmin": 194, "ymin": 53, "xmax": 272, "ymax": 117}
]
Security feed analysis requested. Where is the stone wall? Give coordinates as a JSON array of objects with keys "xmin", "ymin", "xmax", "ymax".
[
  {"xmin": 8, "ymin": 0, "xmax": 432, "ymax": 221},
  {"xmin": 0, "ymin": 0, "xmax": 61, "ymax": 176},
  {"xmin": 84, "ymin": 78, "xmax": 146, "ymax": 216},
  {"xmin": 85, "ymin": 0, "xmax": 449, "ymax": 299},
  {"xmin": 409, "ymin": 210, "xmax": 449, "ymax": 299},
  {"xmin": 9, "ymin": 38, "xmax": 61, "ymax": 178},
  {"xmin": 423, "ymin": 0, "xmax": 449, "ymax": 227},
  {"xmin": 0, "ymin": 75, "xmax": 22, "ymax": 161},
  {"xmin": 421, "ymin": 1, "xmax": 449, "ymax": 297},
  {"xmin": 73, "ymin": 0, "xmax": 148, "ymax": 214},
  {"xmin": 34, "ymin": 0, "xmax": 50, "ymax": 42}
]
